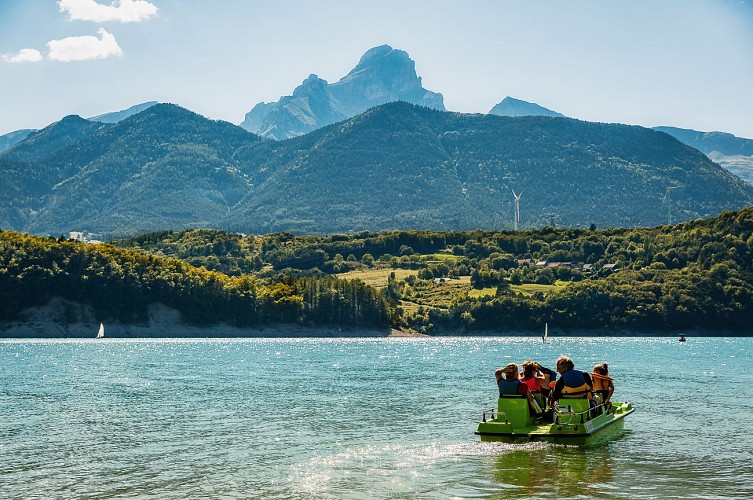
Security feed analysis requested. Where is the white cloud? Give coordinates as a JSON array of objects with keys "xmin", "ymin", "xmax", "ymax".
[
  {"xmin": 58, "ymin": 0, "xmax": 158, "ymax": 23},
  {"xmin": 1, "ymin": 48, "xmax": 44, "ymax": 63},
  {"xmin": 47, "ymin": 28, "xmax": 124, "ymax": 62}
]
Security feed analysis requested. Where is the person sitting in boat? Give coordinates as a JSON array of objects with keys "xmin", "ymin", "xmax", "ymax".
[
  {"xmin": 591, "ymin": 363, "xmax": 615, "ymax": 409},
  {"xmin": 520, "ymin": 360, "xmax": 549, "ymax": 393},
  {"xmin": 533, "ymin": 362, "xmax": 558, "ymax": 398},
  {"xmin": 496, "ymin": 363, "xmax": 542, "ymax": 415},
  {"xmin": 551, "ymin": 355, "xmax": 593, "ymax": 402},
  {"xmin": 520, "ymin": 360, "xmax": 552, "ymax": 416}
]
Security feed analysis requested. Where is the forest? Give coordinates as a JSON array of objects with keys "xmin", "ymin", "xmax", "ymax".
[
  {"xmin": 115, "ymin": 207, "xmax": 753, "ymax": 333},
  {"xmin": 2, "ymin": 206, "xmax": 752, "ymax": 334},
  {"xmin": 0, "ymin": 231, "xmax": 391, "ymax": 329}
]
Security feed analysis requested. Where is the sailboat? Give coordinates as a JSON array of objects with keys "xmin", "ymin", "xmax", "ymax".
[
  {"xmin": 96, "ymin": 322, "xmax": 105, "ymax": 339},
  {"xmin": 542, "ymin": 323, "xmax": 548, "ymax": 343}
]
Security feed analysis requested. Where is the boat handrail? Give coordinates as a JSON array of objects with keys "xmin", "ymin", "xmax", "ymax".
[
  {"xmin": 554, "ymin": 400, "xmax": 611, "ymax": 425},
  {"xmin": 554, "ymin": 404, "xmax": 574, "ymax": 425},
  {"xmin": 484, "ymin": 399, "xmax": 612, "ymax": 425},
  {"xmin": 481, "ymin": 407, "xmax": 497, "ymax": 423}
]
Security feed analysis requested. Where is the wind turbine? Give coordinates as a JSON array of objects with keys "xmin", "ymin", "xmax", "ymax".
[
  {"xmin": 662, "ymin": 186, "xmax": 680, "ymax": 225},
  {"xmin": 512, "ymin": 189, "xmax": 522, "ymax": 231}
]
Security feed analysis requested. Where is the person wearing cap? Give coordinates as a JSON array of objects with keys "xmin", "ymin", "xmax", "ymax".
[{"xmin": 495, "ymin": 362, "xmax": 542, "ymax": 415}]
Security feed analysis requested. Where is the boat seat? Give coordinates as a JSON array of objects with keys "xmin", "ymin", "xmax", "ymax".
[
  {"xmin": 501, "ymin": 392, "xmax": 546, "ymax": 410},
  {"xmin": 497, "ymin": 397, "xmax": 536, "ymax": 428},
  {"xmin": 532, "ymin": 392, "xmax": 546, "ymax": 408}
]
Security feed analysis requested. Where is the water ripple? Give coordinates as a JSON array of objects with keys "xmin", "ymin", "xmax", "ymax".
[{"xmin": 1, "ymin": 337, "xmax": 752, "ymax": 498}]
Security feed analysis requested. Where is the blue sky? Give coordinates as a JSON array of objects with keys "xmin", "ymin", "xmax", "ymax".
[{"xmin": 1, "ymin": 0, "xmax": 752, "ymax": 138}]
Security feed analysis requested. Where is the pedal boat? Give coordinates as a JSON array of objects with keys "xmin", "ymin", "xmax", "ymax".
[{"xmin": 475, "ymin": 395, "xmax": 634, "ymax": 443}]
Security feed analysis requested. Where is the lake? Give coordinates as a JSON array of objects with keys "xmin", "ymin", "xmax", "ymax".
[{"xmin": 1, "ymin": 336, "xmax": 752, "ymax": 499}]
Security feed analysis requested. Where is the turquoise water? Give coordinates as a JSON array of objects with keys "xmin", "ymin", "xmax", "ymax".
[{"xmin": 1, "ymin": 337, "xmax": 752, "ymax": 499}]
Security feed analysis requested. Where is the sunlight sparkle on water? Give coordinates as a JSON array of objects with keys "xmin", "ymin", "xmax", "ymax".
[{"xmin": 2, "ymin": 337, "xmax": 753, "ymax": 498}]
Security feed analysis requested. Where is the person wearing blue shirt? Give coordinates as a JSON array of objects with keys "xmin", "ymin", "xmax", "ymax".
[
  {"xmin": 551, "ymin": 355, "xmax": 593, "ymax": 402},
  {"xmin": 495, "ymin": 363, "xmax": 542, "ymax": 414}
]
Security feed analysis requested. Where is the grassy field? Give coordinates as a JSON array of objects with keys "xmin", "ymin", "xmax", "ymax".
[
  {"xmin": 340, "ymin": 264, "xmax": 570, "ymax": 299},
  {"xmin": 401, "ymin": 276, "xmax": 471, "ymax": 310},
  {"xmin": 337, "ymin": 267, "xmax": 418, "ymax": 288},
  {"xmin": 468, "ymin": 287, "xmax": 496, "ymax": 298},
  {"xmin": 511, "ymin": 280, "xmax": 570, "ymax": 296},
  {"xmin": 338, "ymin": 267, "xmax": 569, "ymax": 321},
  {"xmin": 399, "ymin": 300, "xmax": 421, "ymax": 315},
  {"xmin": 468, "ymin": 280, "xmax": 570, "ymax": 299},
  {"xmin": 426, "ymin": 253, "xmax": 463, "ymax": 262}
]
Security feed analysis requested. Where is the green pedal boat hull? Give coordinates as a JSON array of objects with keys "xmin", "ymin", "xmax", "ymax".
[{"xmin": 475, "ymin": 397, "xmax": 634, "ymax": 444}]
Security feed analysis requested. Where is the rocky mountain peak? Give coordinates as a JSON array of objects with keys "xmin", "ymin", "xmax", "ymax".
[
  {"xmin": 331, "ymin": 45, "xmax": 442, "ymax": 114},
  {"xmin": 240, "ymin": 45, "xmax": 444, "ymax": 140},
  {"xmin": 357, "ymin": 44, "xmax": 395, "ymax": 64},
  {"xmin": 489, "ymin": 97, "xmax": 564, "ymax": 118},
  {"xmin": 346, "ymin": 45, "xmax": 414, "ymax": 80},
  {"xmin": 293, "ymin": 74, "xmax": 329, "ymax": 96}
]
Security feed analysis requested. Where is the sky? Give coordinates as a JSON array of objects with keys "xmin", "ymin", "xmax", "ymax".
[{"xmin": 1, "ymin": 0, "xmax": 752, "ymax": 138}]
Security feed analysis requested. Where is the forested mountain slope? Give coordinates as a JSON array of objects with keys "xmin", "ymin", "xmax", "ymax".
[
  {"xmin": 229, "ymin": 102, "xmax": 753, "ymax": 233},
  {"xmin": 0, "ymin": 104, "xmax": 263, "ymax": 234},
  {"xmin": 2, "ymin": 102, "xmax": 752, "ymax": 236}
]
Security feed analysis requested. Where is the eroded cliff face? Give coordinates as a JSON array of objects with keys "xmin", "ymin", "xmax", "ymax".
[
  {"xmin": 240, "ymin": 45, "xmax": 444, "ymax": 140},
  {"xmin": 245, "ymin": 74, "xmax": 345, "ymax": 140},
  {"xmin": 329, "ymin": 45, "xmax": 444, "ymax": 115}
]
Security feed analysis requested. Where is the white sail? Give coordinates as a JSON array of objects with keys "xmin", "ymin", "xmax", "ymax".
[
  {"xmin": 97, "ymin": 323, "xmax": 105, "ymax": 339},
  {"xmin": 543, "ymin": 323, "xmax": 548, "ymax": 343}
]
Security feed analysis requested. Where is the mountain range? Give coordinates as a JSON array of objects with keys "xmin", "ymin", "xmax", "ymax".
[
  {"xmin": 87, "ymin": 101, "xmax": 159, "ymax": 124},
  {"xmin": 0, "ymin": 129, "xmax": 36, "ymax": 153},
  {"xmin": 1, "ymin": 101, "xmax": 751, "ymax": 236},
  {"xmin": 0, "ymin": 101, "xmax": 159, "ymax": 155},
  {"xmin": 653, "ymin": 126, "xmax": 753, "ymax": 185},
  {"xmin": 239, "ymin": 45, "xmax": 445, "ymax": 140},
  {"xmin": 485, "ymin": 106, "xmax": 753, "ymax": 186},
  {"xmin": 488, "ymin": 97, "xmax": 564, "ymax": 118},
  {"xmin": 0, "ymin": 105, "xmax": 260, "ymax": 234},
  {"xmin": 653, "ymin": 126, "xmax": 753, "ymax": 156},
  {"xmin": 1, "ymin": 44, "xmax": 753, "ymax": 237}
]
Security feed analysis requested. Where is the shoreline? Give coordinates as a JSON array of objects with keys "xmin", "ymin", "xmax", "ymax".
[
  {"xmin": 0, "ymin": 320, "xmax": 408, "ymax": 339},
  {"xmin": 1, "ymin": 321, "xmax": 748, "ymax": 339},
  {"xmin": 1, "ymin": 299, "xmax": 748, "ymax": 339},
  {"xmin": 0, "ymin": 299, "xmax": 413, "ymax": 339}
]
